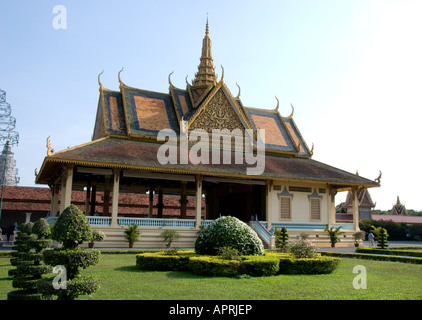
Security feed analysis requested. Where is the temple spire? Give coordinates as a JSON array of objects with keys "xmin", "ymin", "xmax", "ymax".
[
  {"xmin": 192, "ymin": 16, "xmax": 217, "ymax": 87},
  {"xmin": 0, "ymin": 137, "xmax": 19, "ymax": 186}
]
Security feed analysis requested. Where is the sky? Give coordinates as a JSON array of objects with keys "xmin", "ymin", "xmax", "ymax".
[{"xmin": 0, "ymin": 0, "xmax": 421, "ymax": 211}]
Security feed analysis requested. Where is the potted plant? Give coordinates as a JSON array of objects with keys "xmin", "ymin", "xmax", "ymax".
[
  {"xmin": 89, "ymin": 230, "xmax": 106, "ymax": 248},
  {"xmin": 161, "ymin": 229, "xmax": 180, "ymax": 249},
  {"xmin": 353, "ymin": 231, "xmax": 365, "ymax": 247},
  {"xmin": 324, "ymin": 226, "xmax": 344, "ymax": 247},
  {"xmin": 124, "ymin": 224, "xmax": 140, "ymax": 248}
]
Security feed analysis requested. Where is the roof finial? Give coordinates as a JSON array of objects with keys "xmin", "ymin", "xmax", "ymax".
[
  {"xmin": 192, "ymin": 15, "xmax": 217, "ymax": 87},
  {"xmin": 288, "ymin": 103, "xmax": 295, "ymax": 118},
  {"xmin": 206, "ymin": 13, "xmax": 209, "ymax": 36},
  {"xmin": 236, "ymin": 82, "xmax": 241, "ymax": 99},
  {"xmin": 168, "ymin": 70, "xmax": 174, "ymax": 87},
  {"xmin": 98, "ymin": 70, "xmax": 104, "ymax": 90},
  {"xmin": 118, "ymin": 67, "xmax": 125, "ymax": 87}
]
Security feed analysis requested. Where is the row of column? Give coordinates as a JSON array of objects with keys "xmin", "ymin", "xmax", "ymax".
[
  {"xmin": 50, "ymin": 165, "xmax": 203, "ymax": 228},
  {"xmin": 50, "ymin": 165, "xmax": 361, "ymax": 232},
  {"xmin": 329, "ymin": 186, "xmax": 360, "ymax": 231}
]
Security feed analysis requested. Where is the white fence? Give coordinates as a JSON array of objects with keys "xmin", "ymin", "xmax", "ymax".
[{"xmin": 45, "ymin": 216, "xmax": 215, "ymax": 228}]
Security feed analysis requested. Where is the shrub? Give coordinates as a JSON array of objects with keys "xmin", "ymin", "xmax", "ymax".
[
  {"xmin": 136, "ymin": 251, "xmax": 195, "ymax": 271},
  {"xmin": 288, "ymin": 237, "xmax": 317, "ymax": 258},
  {"xmin": 39, "ymin": 205, "xmax": 100, "ymax": 300},
  {"xmin": 32, "ymin": 218, "xmax": 51, "ymax": 239},
  {"xmin": 274, "ymin": 227, "xmax": 289, "ymax": 250},
  {"xmin": 91, "ymin": 230, "xmax": 106, "ymax": 242},
  {"xmin": 135, "ymin": 251, "xmax": 340, "ymax": 277},
  {"xmin": 218, "ymin": 246, "xmax": 241, "ymax": 261},
  {"xmin": 377, "ymin": 228, "xmax": 389, "ymax": 249},
  {"xmin": 51, "ymin": 204, "xmax": 92, "ymax": 249},
  {"xmin": 161, "ymin": 229, "xmax": 180, "ymax": 249},
  {"xmin": 43, "ymin": 248, "xmax": 101, "ymax": 279},
  {"xmin": 194, "ymin": 216, "xmax": 264, "ymax": 256},
  {"xmin": 188, "ymin": 256, "xmax": 241, "ymax": 277},
  {"xmin": 7, "ymin": 220, "xmax": 52, "ymax": 300},
  {"xmin": 277, "ymin": 257, "xmax": 340, "ymax": 274},
  {"xmin": 238, "ymin": 256, "xmax": 280, "ymax": 277}
]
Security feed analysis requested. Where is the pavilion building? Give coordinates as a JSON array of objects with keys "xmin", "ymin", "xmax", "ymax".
[{"xmin": 35, "ymin": 20, "xmax": 380, "ymax": 248}]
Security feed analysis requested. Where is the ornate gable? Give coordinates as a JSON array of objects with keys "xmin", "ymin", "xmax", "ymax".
[{"xmin": 189, "ymin": 86, "xmax": 247, "ymax": 134}]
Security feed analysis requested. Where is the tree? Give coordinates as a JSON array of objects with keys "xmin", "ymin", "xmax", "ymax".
[
  {"xmin": 39, "ymin": 204, "xmax": 100, "ymax": 300},
  {"xmin": 7, "ymin": 220, "xmax": 52, "ymax": 300},
  {"xmin": 274, "ymin": 227, "xmax": 289, "ymax": 251},
  {"xmin": 377, "ymin": 227, "xmax": 389, "ymax": 249}
]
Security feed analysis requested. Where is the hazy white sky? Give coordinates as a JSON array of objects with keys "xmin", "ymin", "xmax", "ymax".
[{"xmin": 0, "ymin": 0, "xmax": 421, "ymax": 210}]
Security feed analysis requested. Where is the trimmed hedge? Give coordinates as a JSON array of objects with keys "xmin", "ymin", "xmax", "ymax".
[
  {"xmin": 320, "ymin": 251, "xmax": 422, "ymax": 264},
  {"xmin": 188, "ymin": 256, "xmax": 241, "ymax": 277},
  {"xmin": 136, "ymin": 252, "xmax": 196, "ymax": 271},
  {"xmin": 356, "ymin": 247, "xmax": 422, "ymax": 257},
  {"xmin": 277, "ymin": 257, "xmax": 340, "ymax": 274},
  {"xmin": 136, "ymin": 251, "xmax": 340, "ymax": 277}
]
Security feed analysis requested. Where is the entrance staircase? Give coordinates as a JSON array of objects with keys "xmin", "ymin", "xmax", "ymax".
[{"xmin": 250, "ymin": 218, "xmax": 273, "ymax": 249}]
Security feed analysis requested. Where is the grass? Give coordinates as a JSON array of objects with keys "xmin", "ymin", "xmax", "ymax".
[{"xmin": 1, "ymin": 253, "xmax": 421, "ymax": 300}]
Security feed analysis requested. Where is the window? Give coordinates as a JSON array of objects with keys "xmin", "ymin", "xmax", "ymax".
[
  {"xmin": 280, "ymin": 197, "xmax": 291, "ymax": 220},
  {"xmin": 310, "ymin": 198, "xmax": 321, "ymax": 221}
]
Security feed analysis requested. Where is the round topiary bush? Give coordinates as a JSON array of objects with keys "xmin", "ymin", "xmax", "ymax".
[
  {"xmin": 195, "ymin": 216, "xmax": 264, "ymax": 256},
  {"xmin": 51, "ymin": 204, "xmax": 92, "ymax": 249}
]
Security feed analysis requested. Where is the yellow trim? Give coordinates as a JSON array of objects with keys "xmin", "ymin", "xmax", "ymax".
[
  {"xmin": 193, "ymin": 84, "xmax": 215, "ymax": 109},
  {"xmin": 37, "ymin": 154, "xmax": 379, "ymax": 190},
  {"xmin": 49, "ymin": 137, "xmax": 108, "ymax": 156}
]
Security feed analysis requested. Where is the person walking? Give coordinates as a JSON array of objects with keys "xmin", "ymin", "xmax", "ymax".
[{"xmin": 368, "ymin": 231, "xmax": 375, "ymax": 247}]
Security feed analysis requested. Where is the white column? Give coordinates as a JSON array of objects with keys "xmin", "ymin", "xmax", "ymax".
[
  {"xmin": 265, "ymin": 181, "xmax": 273, "ymax": 230},
  {"xmin": 352, "ymin": 187, "xmax": 360, "ymax": 231},
  {"xmin": 111, "ymin": 169, "xmax": 120, "ymax": 227},
  {"xmin": 195, "ymin": 176, "xmax": 202, "ymax": 228},
  {"xmin": 60, "ymin": 165, "xmax": 74, "ymax": 213},
  {"xmin": 329, "ymin": 189, "xmax": 336, "ymax": 227},
  {"xmin": 50, "ymin": 184, "xmax": 59, "ymax": 217},
  {"xmin": 25, "ymin": 212, "xmax": 32, "ymax": 223}
]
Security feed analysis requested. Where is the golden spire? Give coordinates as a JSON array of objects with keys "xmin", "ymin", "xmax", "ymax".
[{"xmin": 192, "ymin": 16, "xmax": 217, "ymax": 87}]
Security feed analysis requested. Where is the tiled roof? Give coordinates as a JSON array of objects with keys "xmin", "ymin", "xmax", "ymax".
[
  {"xmin": 120, "ymin": 85, "xmax": 179, "ymax": 138},
  {"xmin": 1, "ymin": 186, "xmax": 203, "ymax": 217},
  {"xmin": 245, "ymin": 107, "xmax": 311, "ymax": 156},
  {"xmin": 372, "ymin": 214, "xmax": 422, "ymax": 225},
  {"xmin": 93, "ymin": 77, "xmax": 312, "ymax": 159},
  {"xmin": 36, "ymin": 137, "xmax": 378, "ymax": 188}
]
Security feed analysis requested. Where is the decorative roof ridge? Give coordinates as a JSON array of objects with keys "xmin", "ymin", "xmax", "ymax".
[
  {"xmin": 187, "ymin": 81, "xmax": 222, "ymax": 126},
  {"xmin": 220, "ymin": 81, "xmax": 253, "ymax": 130},
  {"xmin": 119, "ymin": 80, "xmax": 171, "ymax": 97},
  {"xmin": 49, "ymin": 136, "xmax": 109, "ymax": 158}
]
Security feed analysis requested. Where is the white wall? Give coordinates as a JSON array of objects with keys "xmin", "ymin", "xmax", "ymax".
[{"xmin": 268, "ymin": 181, "xmax": 329, "ymax": 225}]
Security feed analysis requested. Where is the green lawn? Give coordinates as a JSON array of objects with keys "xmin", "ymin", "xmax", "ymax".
[{"xmin": 1, "ymin": 253, "xmax": 421, "ymax": 300}]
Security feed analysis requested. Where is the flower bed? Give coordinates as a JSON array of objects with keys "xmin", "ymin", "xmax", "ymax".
[{"xmin": 135, "ymin": 251, "xmax": 340, "ymax": 277}]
